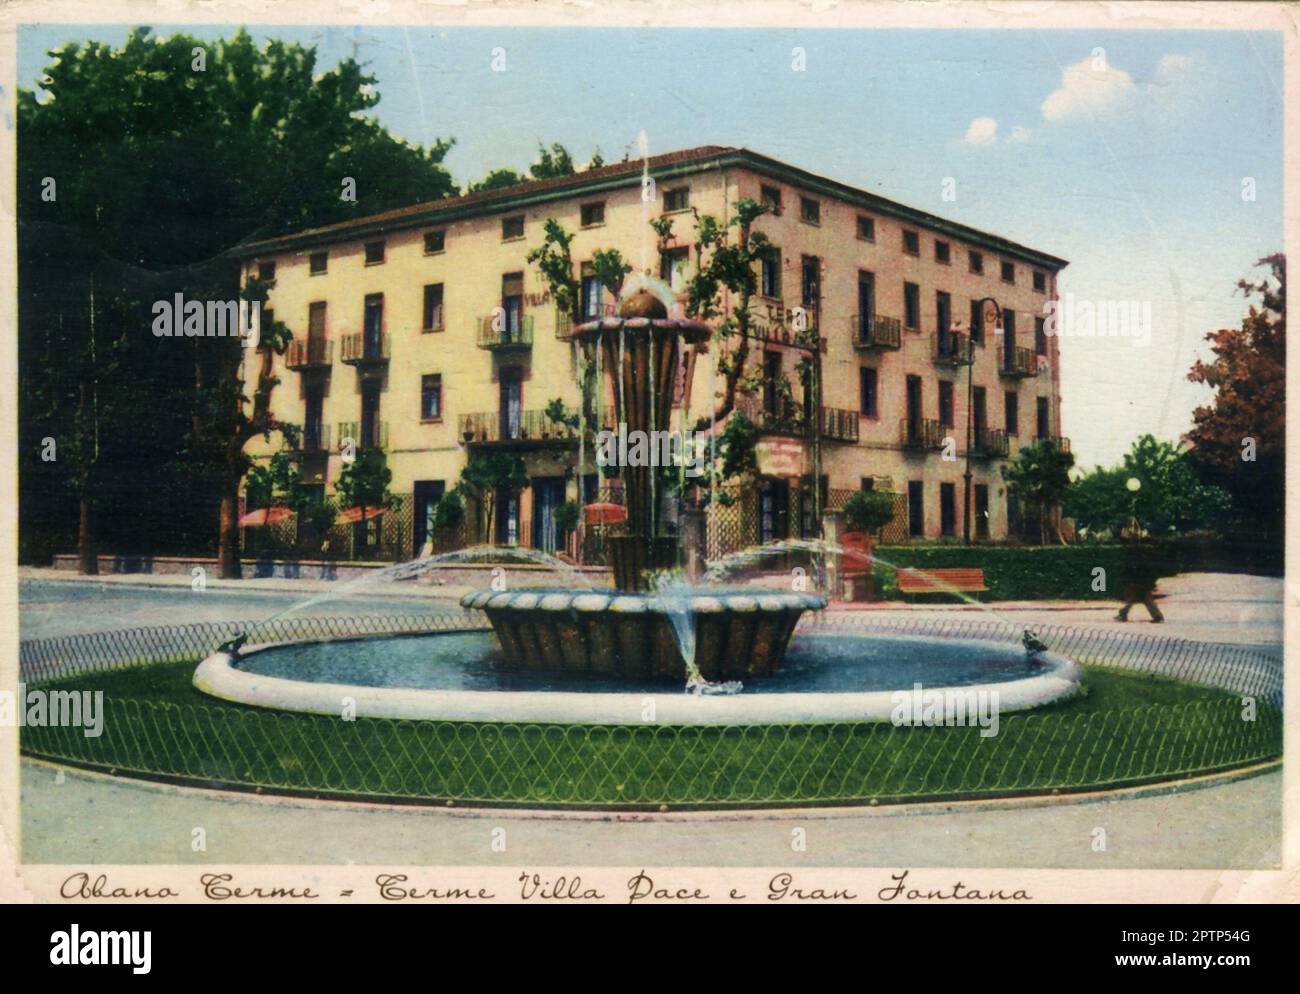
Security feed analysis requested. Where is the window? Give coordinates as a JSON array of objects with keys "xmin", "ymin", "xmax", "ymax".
[
  {"xmin": 365, "ymin": 240, "xmax": 386, "ymax": 265},
  {"xmin": 581, "ymin": 202, "xmax": 606, "ymax": 227},
  {"xmin": 421, "ymin": 374, "xmax": 443, "ymax": 421},
  {"xmin": 309, "ymin": 251, "xmax": 328, "ymax": 275},
  {"xmin": 969, "ymin": 250, "xmax": 984, "ymax": 275},
  {"xmin": 975, "ymin": 484, "xmax": 989, "ymax": 540},
  {"xmin": 935, "ymin": 241, "xmax": 951, "ymax": 265},
  {"xmin": 904, "ymin": 282, "xmax": 920, "ymax": 330},
  {"xmin": 501, "ymin": 215, "xmax": 525, "ymax": 240},
  {"xmin": 661, "ymin": 248, "xmax": 689, "ymax": 292},
  {"xmin": 937, "ymin": 291, "xmax": 952, "ymax": 336},
  {"xmin": 1033, "ymin": 270, "xmax": 1046, "ymax": 293},
  {"xmin": 938, "ymin": 380, "xmax": 954, "ymax": 427},
  {"xmin": 908, "ymin": 481, "xmax": 924, "ymax": 538},
  {"xmin": 801, "ymin": 256, "xmax": 819, "ymax": 308},
  {"xmin": 903, "ymin": 230, "xmax": 920, "ymax": 256},
  {"xmin": 760, "ymin": 249, "xmax": 782, "ymax": 299},
  {"xmin": 308, "ymin": 301, "xmax": 326, "ymax": 340},
  {"xmin": 580, "ymin": 262, "xmax": 603, "ymax": 319},
  {"xmin": 1005, "ymin": 391, "xmax": 1019, "ymax": 436},
  {"xmin": 1001, "ymin": 260, "xmax": 1015, "ymax": 284},
  {"xmin": 761, "ymin": 185, "xmax": 783, "ymax": 214},
  {"xmin": 363, "ymin": 293, "xmax": 384, "ymax": 356},
  {"xmin": 663, "ymin": 187, "xmax": 690, "ymax": 212},
  {"xmin": 257, "ymin": 261, "xmax": 276, "ymax": 282},
  {"xmin": 1037, "ymin": 396, "xmax": 1050, "ymax": 440},
  {"xmin": 859, "ymin": 367, "xmax": 878, "ymax": 418},
  {"xmin": 861, "ymin": 478, "xmax": 875, "ymax": 491},
  {"xmin": 763, "ymin": 352, "xmax": 782, "ymax": 416},
  {"xmin": 422, "ymin": 284, "xmax": 444, "ymax": 332},
  {"xmin": 424, "ymin": 230, "xmax": 446, "ymax": 254},
  {"xmin": 857, "ymin": 216, "xmax": 875, "ymax": 241},
  {"xmin": 1035, "ymin": 316, "xmax": 1047, "ymax": 356},
  {"xmin": 969, "ymin": 299, "xmax": 984, "ymax": 344},
  {"xmin": 1002, "ymin": 308, "xmax": 1017, "ymax": 365},
  {"xmin": 501, "ymin": 272, "xmax": 524, "ymax": 337},
  {"xmin": 940, "ymin": 483, "xmax": 956, "ymax": 538},
  {"xmin": 800, "ymin": 197, "xmax": 821, "ymax": 225}
]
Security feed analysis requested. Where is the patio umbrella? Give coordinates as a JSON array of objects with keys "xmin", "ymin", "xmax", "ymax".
[
  {"xmin": 336, "ymin": 505, "xmax": 387, "ymax": 524},
  {"xmin": 583, "ymin": 502, "xmax": 627, "ymax": 526},
  {"xmin": 238, "ymin": 506, "xmax": 296, "ymax": 527}
]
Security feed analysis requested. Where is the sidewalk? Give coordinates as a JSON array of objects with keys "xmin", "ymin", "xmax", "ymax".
[{"xmin": 20, "ymin": 567, "xmax": 1283, "ymax": 649}]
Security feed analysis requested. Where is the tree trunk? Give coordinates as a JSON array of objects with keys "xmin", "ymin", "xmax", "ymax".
[
  {"xmin": 217, "ymin": 473, "xmax": 241, "ymax": 579},
  {"xmin": 77, "ymin": 495, "xmax": 98, "ymax": 575}
]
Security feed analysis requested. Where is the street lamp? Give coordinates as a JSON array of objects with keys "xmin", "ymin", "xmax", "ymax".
[{"xmin": 959, "ymin": 297, "xmax": 1003, "ymax": 546}]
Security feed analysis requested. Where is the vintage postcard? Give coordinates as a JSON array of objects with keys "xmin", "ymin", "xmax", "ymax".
[{"xmin": 0, "ymin": 0, "xmax": 1295, "ymax": 935}]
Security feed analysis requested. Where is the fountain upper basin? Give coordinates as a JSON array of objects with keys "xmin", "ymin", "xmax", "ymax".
[{"xmin": 459, "ymin": 588, "xmax": 826, "ymax": 682}]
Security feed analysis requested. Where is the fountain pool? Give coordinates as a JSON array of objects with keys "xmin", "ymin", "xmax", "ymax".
[{"xmin": 193, "ymin": 619, "xmax": 1081, "ymax": 725}]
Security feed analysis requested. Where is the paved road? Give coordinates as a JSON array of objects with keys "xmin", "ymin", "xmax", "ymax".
[{"xmin": 20, "ymin": 759, "xmax": 1280, "ymax": 868}]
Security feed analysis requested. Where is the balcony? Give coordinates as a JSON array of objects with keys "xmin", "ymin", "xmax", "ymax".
[
  {"xmin": 295, "ymin": 423, "xmax": 332, "ymax": 455},
  {"xmin": 852, "ymin": 314, "xmax": 902, "ymax": 351},
  {"xmin": 1034, "ymin": 435, "xmax": 1071, "ymax": 453},
  {"xmin": 819, "ymin": 406, "xmax": 860, "ymax": 443},
  {"xmin": 555, "ymin": 310, "xmax": 574, "ymax": 340},
  {"xmin": 340, "ymin": 332, "xmax": 390, "ymax": 366},
  {"xmin": 899, "ymin": 418, "xmax": 948, "ymax": 452},
  {"xmin": 932, "ymin": 330, "xmax": 973, "ymax": 367},
  {"xmin": 458, "ymin": 408, "xmax": 579, "ymax": 445},
  {"xmin": 477, "ymin": 314, "xmax": 534, "ymax": 351},
  {"xmin": 285, "ymin": 338, "xmax": 333, "ymax": 371},
  {"xmin": 337, "ymin": 421, "xmax": 388, "ymax": 451},
  {"xmin": 971, "ymin": 426, "xmax": 1010, "ymax": 458},
  {"xmin": 1000, "ymin": 345, "xmax": 1039, "ymax": 378}
]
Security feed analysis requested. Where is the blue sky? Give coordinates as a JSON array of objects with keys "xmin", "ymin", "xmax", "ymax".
[{"xmin": 19, "ymin": 25, "xmax": 1284, "ymax": 469}]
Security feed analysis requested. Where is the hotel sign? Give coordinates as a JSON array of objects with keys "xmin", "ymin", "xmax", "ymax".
[{"xmin": 756, "ymin": 437, "xmax": 807, "ymax": 478}]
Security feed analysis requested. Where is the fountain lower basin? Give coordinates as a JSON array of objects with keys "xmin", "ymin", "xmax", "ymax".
[
  {"xmin": 193, "ymin": 626, "xmax": 1081, "ymax": 725},
  {"xmin": 459, "ymin": 588, "xmax": 826, "ymax": 682}
]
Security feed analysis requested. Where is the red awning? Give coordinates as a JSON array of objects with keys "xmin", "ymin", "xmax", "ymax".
[
  {"xmin": 336, "ymin": 505, "xmax": 387, "ymax": 524},
  {"xmin": 583, "ymin": 502, "xmax": 627, "ymax": 526},
  {"xmin": 238, "ymin": 506, "xmax": 296, "ymax": 528}
]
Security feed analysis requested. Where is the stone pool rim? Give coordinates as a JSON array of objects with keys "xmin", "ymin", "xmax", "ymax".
[{"xmin": 192, "ymin": 629, "xmax": 1083, "ymax": 726}]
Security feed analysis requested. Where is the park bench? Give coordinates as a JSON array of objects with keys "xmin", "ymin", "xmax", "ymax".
[{"xmin": 896, "ymin": 567, "xmax": 988, "ymax": 600}]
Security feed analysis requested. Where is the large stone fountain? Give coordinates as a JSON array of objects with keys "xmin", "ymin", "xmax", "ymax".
[{"xmin": 461, "ymin": 281, "xmax": 825, "ymax": 682}]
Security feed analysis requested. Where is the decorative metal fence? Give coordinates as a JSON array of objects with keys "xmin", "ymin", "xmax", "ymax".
[
  {"xmin": 18, "ymin": 615, "xmax": 1282, "ymax": 808},
  {"xmin": 241, "ymin": 493, "xmax": 415, "ymax": 563}
]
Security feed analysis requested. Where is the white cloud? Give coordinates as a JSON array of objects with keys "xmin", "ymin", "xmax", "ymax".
[
  {"xmin": 1007, "ymin": 125, "xmax": 1032, "ymax": 144},
  {"xmin": 964, "ymin": 117, "xmax": 999, "ymax": 145},
  {"xmin": 1042, "ymin": 57, "xmax": 1136, "ymax": 121}
]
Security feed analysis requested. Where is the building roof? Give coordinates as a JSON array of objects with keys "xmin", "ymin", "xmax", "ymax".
[{"xmin": 234, "ymin": 144, "xmax": 1068, "ymax": 270}]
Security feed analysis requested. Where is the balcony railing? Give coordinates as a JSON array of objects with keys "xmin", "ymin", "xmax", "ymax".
[
  {"xmin": 286, "ymin": 338, "xmax": 333, "ymax": 371},
  {"xmin": 555, "ymin": 310, "xmax": 574, "ymax": 340},
  {"xmin": 337, "ymin": 420, "xmax": 388, "ymax": 450},
  {"xmin": 932, "ymin": 330, "xmax": 973, "ymax": 366},
  {"xmin": 340, "ymin": 332, "xmax": 390, "ymax": 365},
  {"xmin": 819, "ymin": 406, "xmax": 860, "ymax": 443},
  {"xmin": 458, "ymin": 408, "xmax": 579, "ymax": 444},
  {"xmin": 1034, "ymin": 435, "xmax": 1071, "ymax": 453},
  {"xmin": 477, "ymin": 314, "xmax": 535, "ymax": 351},
  {"xmin": 852, "ymin": 314, "xmax": 902, "ymax": 351},
  {"xmin": 971, "ymin": 426, "xmax": 1010, "ymax": 458},
  {"xmin": 297, "ymin": 423, "xmax": 331, "ymax": 455},
  {"xmin": 1000, "ymin": 345, "xmax": 1039, "ymax": 378},
  {"xmin": 899, "ymin": 418, "xmax": 948, "ymax": 451}
]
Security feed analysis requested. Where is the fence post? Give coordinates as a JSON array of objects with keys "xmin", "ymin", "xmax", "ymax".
[{"xmin": 822, "ymin": 508, "xmax": 844, "ymax": 601}]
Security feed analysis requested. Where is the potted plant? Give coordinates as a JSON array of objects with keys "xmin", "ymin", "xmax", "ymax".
[{"xmin": 841, "ymin": 489, "xmax": 895, "ymax": 600}]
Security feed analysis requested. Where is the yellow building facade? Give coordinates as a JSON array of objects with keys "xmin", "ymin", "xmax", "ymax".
[{"xmin": 237, "ymin": 146, "xmax": 1067, "ymax": 553}]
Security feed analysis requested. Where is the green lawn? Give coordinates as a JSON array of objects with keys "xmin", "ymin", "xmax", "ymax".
[{"xmin": 22, "ymin": 660, "xmax": 1280, "ymax": 809}]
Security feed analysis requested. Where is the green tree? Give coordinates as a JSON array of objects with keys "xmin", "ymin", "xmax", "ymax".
[
  {"xmin": 1186, "ymin": 254, "xmax": 1285, "ymax": 537},
  {"xmin": 456, "ymin": 454, "xmax": 528, "ymax": 543},
  {"xmin": 18, "ymin": 27, "xmax": 457, "ymax": 575},
  {"xmin": 335, "ymin": 448, "xmax": 394, "ymax": 511},
  {"xmin": 468, "ymin": 167, "xmax": 526, "ymax": 193},
  {"xmin": 1003, "ymin": 440, "xmax": 1076, "ymax": 544}
]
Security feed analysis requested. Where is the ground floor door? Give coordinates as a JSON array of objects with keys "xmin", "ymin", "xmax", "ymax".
[
  {"xmin": 759, "ymin": 478, "xmax": 790, "ymax": 546},
  {"xmin": 413, "ymin": 480, "xmax": 445, "ymax": 554},
  {"xmin": 531, "ymin": 476, "xmax": 566, "ymax": 554},
  {"xmin": 495, "ymin": 489, "xmax": 520, "ymax": 546},
  {"xmin": 975, "ymin": 484, "xmax": 990, "ymax": 540}
]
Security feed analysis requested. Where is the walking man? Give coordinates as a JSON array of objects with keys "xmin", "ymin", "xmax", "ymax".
[{"xmin": 1115, "ymin": 519, "xmax": 1164, "ymax": 623}]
